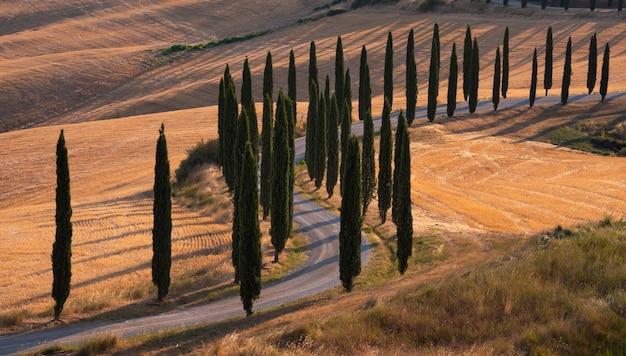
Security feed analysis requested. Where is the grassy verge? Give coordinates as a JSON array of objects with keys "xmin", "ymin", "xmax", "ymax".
[
  {"xmin": 159, "ymin": 31, "xmax": 270, "ymax": 56},
  {"xmin": 538, "ymin": 117, "xmax": 626, "ymax": 156}
]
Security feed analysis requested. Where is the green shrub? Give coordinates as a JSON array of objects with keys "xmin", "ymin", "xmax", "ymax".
[
  {"xmin": 77, "ymin": 335, "xmax": 118, "ymax": 356},
  {"xmin": 175, "ymin": 139, "xmax": 220, "ymax": 184}
]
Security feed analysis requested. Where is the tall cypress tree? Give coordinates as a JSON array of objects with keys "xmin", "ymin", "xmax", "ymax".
[
  {"xmin": 600, "ymin": 43, "xmax": 610, "ymax": 102},
  {"xmin": 314, "ymin": 91, "xmax": 327, "ymax": 190},
  {"xmin": 541, "ymin": 0, "xmax": 547, "ymax": 10},
  {"xmin": 309, "ymin": 41, "xmax": 319, "ymax": 93},
  {"xmin": 340, "ymin": 99, "xmax": 352, "ymax": 197},
  {"xmin": 561, "ymin": 37, "xmax": 572, "ymax": 105},
  {"xmin": 340, "ymin": 135, "xmax": 362, "ymax": 292},
  {"xmin": 591, "ymin": 0, "xmax": 597, "ymax": 10},
  {"xmin": 587, "ymin": 33, "xmax": 597, "ymax": 94},
  {"xmin": 427, "ymin": 31, "xmax": 439, "ymax": 122},
  {"xmin": 378, "ymin": 98, "xmax": 393, "ymax": 224},
  {"xmin": 52, "ymin": 129, "xmax": 72, "ymax": 321},
  {"xmin": 493, "ymin": 46, "xmax": 501, "ymax": 110},
  {"xmin": 271, "ymin": 91, "xmax": 290, "ymax": 262},
  {"xmin": 392, "ymin": 112, "xmax": 407, "ymax": 224},
  {"xmin": 434, "ymin": 23, "xmax": 441, "ymax": 72},
  {"xmin": 239, "ymin": 142, "xmax": 262, "ymax": 316},
  {"xmin": 325, "ymin": 75, "xmax": 331, "ymax": 118},
  {"xmin": 232, "ymin": 110, "xmax": 250, "ymax": 283},
  {"xmin": 260, "ymin": 93, "xmax": 273, "ymax": 220},
  {"xmin": 447, "ymin": 43, "xmax": 458, "ymax": 118},
  {"xmin": 619, "ymin": 0, "xmax": 623, "ymax": 11},
  {"xmin": 263, "ymin": 51, "xmax": 273, "ymax": 103},
  {"xmin": 241, "ymin": 58, "xmax": 258, "ymax": 155},
  {"xmin": 463, "ymin": 25, "xmax": 472, "ymax": 101},
  {"xmin": 396, "ymin": 117, "xmax": 412, "ymax": 275},
  {"xmin": 406, "ymin": 29, "xmax": 417, "ymax": 126},
  {"xmin": 327, "ymin": 94, "xmax": 339, "ymax": 198},
  {"xmin": 522, "ymin": 0, "xmax": 528, "ymax": 7},
  {"xmin": 218, "ymin": 78, "xmax": 226, "ymax": 167},
  {"xmin": 287, "ymin": 95, "xmax": 296, "ymax": 239},
  {"xmin": 502, "ymin": 27, "xmax": 510, "ymax": 99},
  {"xmin": 223, "ymin": 81, "xmax": 239, "ymax": 191},
  {"xmin": 545, "ymin": 26, "xmax": 553, "ymax": 96},
  {"xmin": 469, "ymin": 38, "xmax": 480, "ymax": 114},
  {"xmin": 384, "ymin": 31, "xmax": 394, "ymax": 107},
  {"xmin": 336, "ymin": 36, "xmax": 345, "ymax": 117},
  {"xmin": 359, "ymin": 46, "xmax": 368, "ymax": 122},
  {"xmin": 152, "ymin": 124, "xmax": 172, "ymax": 303},
  {"xmin": 530, "ymin": 48, "xmax": 538, "ymax": 108},
  {"xmin": 288, "ymin": 50, "xmax": 297, "ymax": 117},
  {"xmin": 344, "ymin": 69, "xmax": 353, "ymax": 121},
  {"xmin": 305, "ymin": 80, "xmax": 319, "ymax": 181},
  {"xmin": 362, "ymin": 110, "xmax": 376, "ymax": 216}
]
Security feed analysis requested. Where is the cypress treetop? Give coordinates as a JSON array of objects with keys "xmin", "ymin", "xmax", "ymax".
[
  {"xmin": 530, "ymin": 48, "xmax": 538, "ymax": 108},
  {"xmin": 587, "ymin": 33, "xmax": 597, "ymax": 94},
  {"xmin": 339, "ymin": 135, "xmax": 362, "ymax": 292},
  {"xmin": 502, "ymin": 27, "xmax": 510, "ymax": 99},
  {"xmin": 406, "ymin": 29, "xmax": 417, "ymax": 126},
  {"xmin": 378, "ymin": 98, "xmax": 393, "ymax": 224},
  {"xmin": 384, "ymin": 31, "xmax": 394, "ymax": 107},
  {"xmin": 271, "ymin": 91, "xmax": 291, "ymax": 262},
  {"xmin": 561, "ymin": 37, "xmax": 572, "ymax": 105},
  {"xmin": 493, "ymin": 46, "xmax": 501, "ymax": 110},
  {"xmin": 544, "ymin": 26, "xmax": 553, "ymax": 96},
  {"xmin": 600, "ymin": 43, "xmax": 610, "ymax": 102},
  {"xmin": 463, "ymin": 25, "xmax": 472, "ymax": 101},
  {"xmin": 447, "ymin": 43, "xmax": 458, "ymax": 118},
  {"xmin": 152, "ymin": 124, "xmax": 172, "ymax": 302}
]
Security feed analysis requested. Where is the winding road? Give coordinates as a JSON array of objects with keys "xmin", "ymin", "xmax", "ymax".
[{"xmin": 0, "ymin": 92, "xmax": 619, "ymax": 354}]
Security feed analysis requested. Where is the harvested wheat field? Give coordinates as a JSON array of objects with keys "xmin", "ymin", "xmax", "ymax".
[{"xmin": 2, "ymin": 0, "xmax": 626, "ymax": 334}]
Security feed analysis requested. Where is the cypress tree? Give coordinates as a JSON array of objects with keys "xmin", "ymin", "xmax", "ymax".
[
  {"xmin": 378, "ymin": 98, "xmax": 393, "ymax": 224},
  {"xmin": 325, "ymin": 75, "xmax": 331, "ymax": 119},
  {"xmin": 545, "ymin": 26, "xmax": 553, "ymax": 96},
  {"xmin": 392, "ymin": 112, "xmax": 407, "ymax": 225},
  {"xmin": 359, "ymin": 46, "xmax": 368, "ymax": 122},
  {"xmin": 241, "ymin": 58, "xmax": 258, "ymax": 155},
  {"xmin": 561, "ymin": 37, "xmax": 572, "ymax": 105},
  {"xmin": 263, "ymin": 51, "xmax": 273, "ymax": 103},
  {"xmin": 541, "ymin": 0, "xmax": 547, "ymax": 9},
  {"xmin": 447, "ymin": 43, "xmax": 458, "ymax": 118},
  {"xmin": 340, "ymin": 99, "xmax": 352, "ymax": 197},
  {"xmin": 362, "ymin": 110, "xmax": 376, "ymax": 216},
  {"xmin": 469, "ymin": 38, "xmax": 480, "ymax": 114},
  {"xmin": 427, "ymin": 32, "xmax": 439, "ymax": 122},
  {"xmin": 218, "ymin": 78, "xmax": 226, "ymax": 167},
  {"xmin": 327, "ymin": 94, "xmax": 339, "ymax": 198},
  {"xmin": 309, "ymin": 41, "xmax": 319, "ymax": 92},
  {"xmin": 271, "ymin": 91, "xmax": 290, "ymax": 262},
  {"xmin": 384, "ymin": 31, "xmax": 394, "ymax": 107},
  {"xmin": 52, "ymin": 129, "xmax": 72, "ymax": 321},
  {"xmin": 340, "ymin": 135, "xmax": 362, "ymax": 292},
  {"xmin": 502, "ymin": 27, "xmax": 510, "ymax": 99},
  {"xmin": 238, "ymin": 142, "xmax": 262, "ymax": 316},
  {"xmin": 232, "ymin": 110, "xmax": 250, "ymax": 283},
  {"xmin": 522, "ymin": 0, "xmax": 528, "ymax": 7},
  {"xmin": 305, "ymin": 80, "xmax": 319, "ymax": 181},
  {"xmin": 288, "ymin": 50, "xmax": 297, "ymax": 117},
  {"xmin": 600, "ymin": 43, "xmax": 610, "ymax": 102},
  {"xmin": 530, "ymin": 48, "xmax": 538, "ymax": 108},
  {"xmin": 493, "ymin": 46, "xmax": 501, "ymax": 110},
  {"xmin": 223, "ymin": 81, "xmax": 239, "ymax": 191},
  {"xmin": 260, "ymin": 93, "xmax": 273, "ymax": 220},
  {"xmin": 396, "ymin": 116, "xmax": 413, "ymax": 275},
  {"xmin": 619, "ymin": 0, "xmax": 623, "ymax": 11},
  {"xmin": 463, "ymin": 25, "xmax": 472, "ymax": 101},
  {"xmin": 344, "ymin": 69, "xmax": 353, "ymax": 121},
  {"xmin": 564, "ymin": 0, "xmax": 570, "ymax": 9},
  {"xmin": 591, "ymin": 0, "xmax": 597, "ymax": 10},
  {"xmin": 406, "ymin": 29, "xmax": 417, "ymax": 126},
  {"xmin": 434, "ymin": 23, "xmax": 440, "ymax": 72},
  {"xmin": 587, "ymin": 33, "xmax": 597, "ymax": 94},
  {"xmin": 336, "ymin": 36, "xmax": 345, "ymax": 117},
  {"xmin": 314, "ymin": 91, "xmax": 327, "ymax": 190},
  {"xmin": 287, "ymin": 95, "xmax": 296, "ymax": 239},
  {"xmin": 152, "ymin": 124, "xmax": 172, "ymax": 303}
]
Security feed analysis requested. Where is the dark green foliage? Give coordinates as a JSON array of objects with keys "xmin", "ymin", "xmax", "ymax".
[
  {"xmin": 406, "ymin": 29, "xmax": 417, "ymax": 126},
  {"xmin": 359, "ymin": 46, "xmax": 370, "ymax": 122},
  {"xmin": 327, "ymin": 94, "xmax": 340, "ymax": 198},
  {"xmin": 241, "ymin": 58, "xmax": 258, "ymax": 156},
  {"xmin": 261, "ymin": 94, "xmax": 273, "ymax": 220},
  {"xmin": 263, "ymin": 51, "xmax": 273, "ymax": 103},
  {"xmin": 340, "ymin": 99, "xmax": 352, "ymax": 197},
  {"xmin": 434, "ymin": 23, "xmax": 440, "ymax": 72},
  {"xmin": 271, "ymin": 91, "xmax": 291, "ymax": 262},
  {"xmin": 336, "ymin": 36, "xmax": 345, "ymax": 118},
  {"xmin": 493, "ymin": 47, "xmax": 501, "ymax": 111},
  {"xmin": 238, "ymin": 142, "xmax": 262, "ymax": 316},
  {"xmin": 564, "ymin": 0, "xmax": 570, "ymax": 9},
  {"xmin": 378, "ymin": 99, "xmax": 393, "ymax": 224},
  {"xmin": 521, "ymin": 0, "xmax": 528, "ymax": 7},
  {"xmin": 396, "ymin": 111, "xmax": 412, "ymax": 275},
  {"xmin": 502, "ymin": 27, "xmax": 510, "ymax": 99},
  {"xmin": 591, "ymin": 0, "xmax": 597, "ymax": 10},
  {"xmin": 286, "ymin": 95, "xmax": 296, "ymax": 241},
  {"xmin": 530, "ymin": 48, "xmax": 538, "ymax": 108},
  {"xmin": 619, "ymin": 0, "xmax": 623, "ymax": 11},
  {"xmin": 545, "ymin": 26, "xmax": 553, "ymax": 96},
  {"xmin": 325, "ymin": 75, "xmax": 331, "ymax": 118},
  {"xmin": 587, "ymin": 33, "xmax": 597, "ymax": 94},
  {"xmin": 314, "ymin": 92, "xmax": 328, "ymax": 190},
  {"xmin": 175, "ymin": 138, "xmax": 220, "ymax": 184},
  {"xmin": 159, "ymin": 31, "xmax": 269, "ymax": 55},
  {"xmin": 392, "ymin": 113, "xmax": 407, "ymax": 225},
  {"xmin": 427, "ymin": 30, "xmax": 439, "ymax": 122},
  {"xmin": 344, "ymin": 69, "xmax": 353, "ymax": 122},
  {"xmin": 340, "ymin": 135, "xmax": 362, "ymax": 292},
  {"xmin": 232, "ymin": 110, "xmax": 251, "ymax": 283},
  {"xmin": 541, "ymin": 0, "xmax": 547, "ymax": 9},
  {"xmin": 600, "ymin": 43, "xmax": 610, "ymax": 102},
  {"xmin": 362, "ymin": 110, "xmax": 376, "ymax": 216},
  {"xmin": 463, "ymin": 25, "xmax": 472, "ymax": 101},
  {"xmin": 223, "ymin": 79, "xmax": 239, "ymax": 191},
  {"xmin": 152, "ymin": 124, "xmax": 172, "ymax": 302},
  {"xmin": 309, "ymin": 41, "xmax": 319, "ymax": 92},
  {"xmin": 447, "ymin": 43, "xmax": 458, "ymax": 118},
  {"xmin": 561, "ymin": 37, "xmax": 572, "ymax": 106},
  {"xmin": 469, "ymin": 38, "xmax": 479, "ymax": 114},
  {"xmin": 288, "ymin": 50, "xmax": 297, "ymax": 117},
  {"xmin": 384, "ymin": 32, "xmax": 394, "ymax": 107},
  {"xmin": 306, "ymin": 80, "xmax": 319, "ymax": 181},
  {"xmin": 218, "ymin": 78, "xmax": 226, "ymax": 168},
  {"xmin": 52, "ymin": 130, "xmax": 72, "ymax": 321}
]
